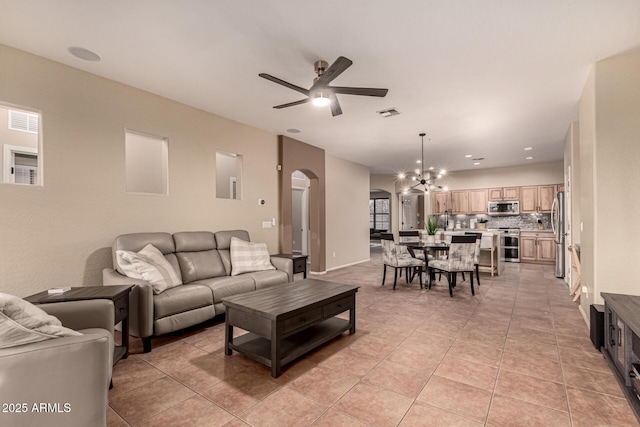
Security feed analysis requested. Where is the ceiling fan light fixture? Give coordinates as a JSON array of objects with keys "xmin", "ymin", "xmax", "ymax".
[{"xmin": 312, "ymin": 92, "xmax": 331, "ymax": 107}]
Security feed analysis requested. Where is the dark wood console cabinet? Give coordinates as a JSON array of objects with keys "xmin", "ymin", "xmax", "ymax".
[{"xmin": 602, "ymin": 292, "xmax": 640, "ymax": 422}]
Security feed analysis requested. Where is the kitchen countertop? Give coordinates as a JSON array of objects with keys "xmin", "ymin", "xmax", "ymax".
[{"xmin": 520, "ymin": 229, "xmax": 554, "ymax": 233}]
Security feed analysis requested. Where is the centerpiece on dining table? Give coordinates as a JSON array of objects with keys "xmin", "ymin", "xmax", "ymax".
[{"xmin": 425, "ymin": 215, "xmax": 438, "ymax": 244}]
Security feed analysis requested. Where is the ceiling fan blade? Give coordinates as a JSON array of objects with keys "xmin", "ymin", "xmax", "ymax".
[
  {"xmin": 330, "ymin": 86, "xmax": 388, "ymax": 97},
  {"xmin": 259, "ymin": 73, "xmax": 309, "ymax": 96},
  {"xmin": 273, "ymin": 98, "xmax": 311, "ymax": 109},
  {"xmin": 311, "ymin": 56, "xmax": 353, "ymax": 89},
  {"xmin": 328, "ymin": 93, "xmax": 342, "ymax": 117}
]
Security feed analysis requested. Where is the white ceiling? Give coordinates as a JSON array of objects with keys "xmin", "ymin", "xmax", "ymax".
[{"xmin": 2, "ymin": 1, "xmax": 640, "ymax": 174}]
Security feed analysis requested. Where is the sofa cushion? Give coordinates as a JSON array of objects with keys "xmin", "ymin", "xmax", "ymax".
[
  {"xmin": 244, "ymin": 270, "xmax": 289, "ymax": 290},
  {"xmin": 230, "ymin": 237, "xmax": 275, "ymax": 276},
  {"xmin": 194, "ymin": 276, "xmax": 256, "ymax": 304},
  {"xmin": 116, "ymin": 244, "xmax": 182, "ymax": 294},
  {"xmin": 173, "ymin": 231, "xmax": 216, "ymax": 252},
  {"xmin": 176, "ymin": 250, "xmax": 227, "ymax": 284},
  {"xmin": 0, "ymin": 293, "xmax": 81, "ymax": 349},
  {"xmin": 153, "ymin": 285, "xmax": 214, "ymax": 319},
  {"xmin": 215, "ymin": 230, "xmax": 250, "ymax": 250}
]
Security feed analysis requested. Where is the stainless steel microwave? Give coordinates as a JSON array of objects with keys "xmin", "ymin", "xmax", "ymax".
[{"xmin": 488, "ymin": 200, "xmax": 520, "ymax": 216}]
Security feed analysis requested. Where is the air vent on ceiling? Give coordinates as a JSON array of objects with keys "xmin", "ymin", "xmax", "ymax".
[{"xmin": 377, "ymin": 108, "xmax": 400, "ymax": 118}]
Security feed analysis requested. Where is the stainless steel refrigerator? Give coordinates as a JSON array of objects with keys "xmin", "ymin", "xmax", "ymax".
[{"xmin": 552, "ymin": 191, "xmax": 565, "ymax": 278}]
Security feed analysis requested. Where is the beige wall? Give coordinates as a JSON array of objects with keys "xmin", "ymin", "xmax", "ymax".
[
  {"xmin": 325, "ymin": 154, "xmax": 370, "ymax": 270},
  {"xmin": 0, "ymin": 44, "xmax": 281, "ymax": 297},
  {"xmin": 579, "ymin": 52, "xmax": 640, "ymax": 315},
  {"xmin": 432, "ymin": 161, "xmax": 564, "ymax": 190}
]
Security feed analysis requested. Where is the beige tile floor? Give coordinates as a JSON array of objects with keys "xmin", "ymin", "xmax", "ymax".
[{"xmin": 108, "ymin": 249, "xmax": 639, "ymax": 426}]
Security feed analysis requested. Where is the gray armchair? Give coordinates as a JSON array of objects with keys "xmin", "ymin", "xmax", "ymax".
[{"xmin": 0, "ymin": 299, "xmax": 114, "ymax": 427}]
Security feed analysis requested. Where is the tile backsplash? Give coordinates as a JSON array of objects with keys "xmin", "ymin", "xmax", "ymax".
[{"xmin": 434, "ymin": 213, "xmax": 551, "ymax": 231}]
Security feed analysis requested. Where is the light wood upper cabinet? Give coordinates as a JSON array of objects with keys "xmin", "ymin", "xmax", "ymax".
[
  {"xmin": 488, "ymin": 188, "xmax": 503, "ymax": 201},
  {"xmin": 522, "ymin": 185, "xmax": 556, "ymax": 213},
  {"xmin": 431, "ymin": 191, "xmax": 450, "ymax": 215},
  {"xmin": 449, "ymin": 190, "xmax": 469, "ymax": 214},
  {"xmin": 503, "ymin": 187, "xmax": 520, "ymax": 200},
  {"xmin": 488, "ymin": 187, "xmax": 519, "ymax": 201},
  {"xmin": 520, "ymin": 186, "xmax": 538, "ymax": 212},
  {"xmin": 538, "ymin": 185, "xmax": 556, "ymax": 212},
  {"xmin": 469, "ymin": 189, "xmax": 488, "ymax": 214}
]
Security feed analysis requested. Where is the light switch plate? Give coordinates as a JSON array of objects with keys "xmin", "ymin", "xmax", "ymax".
[{"xmin": 262, "ymin": 221, "xmax": 272, "ymax": 228}]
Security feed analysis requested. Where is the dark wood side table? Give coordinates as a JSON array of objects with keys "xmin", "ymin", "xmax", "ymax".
[
  {"xmin": 272, "ymin": 253, "xmax": 308, "ymax": 279},
  {"xmin": 25, "ymin": 285, "xmax": 134, "ymax": 365}
]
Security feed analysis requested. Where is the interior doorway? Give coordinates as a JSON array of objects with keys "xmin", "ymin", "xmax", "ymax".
[
  {"xmin": 292, "ymin": 170, "xmax": 310, "ymax": 256},
  {"xmin": 399, "ymin": 193, "xmax": 424, "ymax": 230}
]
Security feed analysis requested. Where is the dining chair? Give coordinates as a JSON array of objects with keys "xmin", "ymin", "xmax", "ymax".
[
  {"xmin": 380, "ymin": 233, "xmax": 424, "ymax": 290},
  {"xmin": 399, "ymin": 230, "xmax": 425, "ymax": 260},
  {"xmin": 464, "ymin": 232, "xmax": 482, "ymax": 286},
  {"xmin": 427, "ymin": 235, "xmax": 476, "ymax": 297}
]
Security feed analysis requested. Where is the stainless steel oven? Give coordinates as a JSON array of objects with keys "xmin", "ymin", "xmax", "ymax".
[{"xmin": 493, "ymin": 228, "xmax": 521, "ymax": 262}]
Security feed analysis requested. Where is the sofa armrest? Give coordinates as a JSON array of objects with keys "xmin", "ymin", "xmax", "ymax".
[
  {"xmin": 0, "ymin": 333, "xmax": 111, "ymax": 427},
  {"xmin": 270, "ymin": 256, "xmax": 294, "ymax": 283},
  {"xmin": 40, "ymin": 299, "xmax": 115, "ymax": 337},
  {"xmin": 103, "ymin": 268, "xmax": 154, "ymax": 339}
]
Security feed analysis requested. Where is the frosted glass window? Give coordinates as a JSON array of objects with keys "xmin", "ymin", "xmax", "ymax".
[
  {"xmin": 216, "ymin": 151, "xmax": 242, "ymax": 199},
  {"xmin": 125, "ymin": 131, "xmax": 168, "ymax": 194}
]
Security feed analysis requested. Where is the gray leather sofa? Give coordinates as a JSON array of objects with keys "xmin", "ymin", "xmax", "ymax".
[
  {"xmin": 102, "ymin": 230, "xmax": 293, "ymax": 352},
  {"xmin": 0, "ymin": 299, "xmax": 114, "ymax": 427}
]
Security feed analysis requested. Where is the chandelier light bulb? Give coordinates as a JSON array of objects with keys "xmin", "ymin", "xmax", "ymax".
[
  {"xmin": 440, "ymin": 169, "xmax": 447, "ymax": 175},
  {"xmin": 398, "ymin": 173, "xmax": 406, "ymax": 179}
]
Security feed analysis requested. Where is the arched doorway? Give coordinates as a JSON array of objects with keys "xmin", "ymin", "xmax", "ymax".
[{"xmin": 291, "ymin": 170, "xmax": 310, "ymax": 257}]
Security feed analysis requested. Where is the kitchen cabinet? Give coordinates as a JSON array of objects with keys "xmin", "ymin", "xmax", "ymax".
[
  {"xmin": 488, "ymin": 187, "xmax": 519, "ymax": 201},
  {"xmin": 449, "ymin": 190, "xmax": 468, "ymax": 214},
  {"xmin": 431, "ymin": 191, "xmax": 450, "ymax": 215},
  {"xmin": 469, "ymin": 189, "xmax": 488, "ymax": 214},
  {"xmin": 521, "ymin": 232, "xmax": 555, "ymax": 263},
  {"xmin": 521, "ymin": 185, "xmax": 556, "ymax": 213}
]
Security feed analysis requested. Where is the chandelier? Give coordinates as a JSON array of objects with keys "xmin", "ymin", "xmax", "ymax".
[{"xmin": 406, "ymin": 132, "xmax": 446, "ymax": 194}]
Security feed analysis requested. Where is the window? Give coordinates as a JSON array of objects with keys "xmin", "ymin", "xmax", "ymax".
[
  {"xmin": 8, "ymin": 110, "xmax": 39, "ymax": 134},
  {"xmin": 369, "ymin": 197, "xmax": 390, "ymax": 231},
  {"xmin": 2, "ymin": 103, "xmax": 42, "ymax": 186},
  {"xmin": 125, "ymin": 131, "xmax": 168, "ymax": 194},
  {"xmin": 216, "ymin": 151, "xmax": 242, "ymax": 199}
]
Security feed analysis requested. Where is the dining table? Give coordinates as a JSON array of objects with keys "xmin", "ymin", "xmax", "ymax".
[{"xmin": 401, "ymin": 242, "xmax": 450, "ymax": 285}]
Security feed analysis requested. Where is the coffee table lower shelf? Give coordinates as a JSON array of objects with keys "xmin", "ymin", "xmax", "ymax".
[{"xmin": 228, "ymin": 317, "xmax": 349, "ymax": 371}]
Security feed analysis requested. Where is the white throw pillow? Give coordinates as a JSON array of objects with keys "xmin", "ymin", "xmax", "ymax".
[
  {"xmin": 0, "ymin": 293, "xmax": 82, "ymax": 349},
  {"xmin": 116, "ymin": 244, "xmax": 181, "ymax": 294},
  {"xmin": 230, "ymin": 237, "xmax": 276, "ymax": 276}
]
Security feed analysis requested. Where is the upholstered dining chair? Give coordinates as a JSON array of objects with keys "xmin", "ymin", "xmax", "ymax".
[
  {"xmin": 464, "ymin": 232, "xmax": 482, "ymax": 286},
  {"xmin": 398, "ymin": 230, "xmax": 425, "ymax": 260},
  {"xmin": 380, "ymin": 233, "xmax": 424, "ymax": 290},
  {"xmin": 427, "ymin": 235, "xmax": 476, "ymax": 297}
]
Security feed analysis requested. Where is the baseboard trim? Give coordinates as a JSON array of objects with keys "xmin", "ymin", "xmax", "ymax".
[
  {"xmin": 326, "ymin": 258, "xmax": 370, "ymax": 272},
  {"xmin": 579, "ymin": 303, "xmax": 589, "ymax": 328}
]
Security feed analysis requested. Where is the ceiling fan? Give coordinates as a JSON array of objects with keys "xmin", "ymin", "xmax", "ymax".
[{"xmin": 259, "ymin": 56, "xmax": 388, "ymax": 117}]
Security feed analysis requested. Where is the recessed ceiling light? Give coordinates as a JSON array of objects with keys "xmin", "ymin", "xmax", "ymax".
[
  {"xmin": 524, "ymin": 147, "xmax": 533, "ymax": 151},
  {"xmin": 465, "ymin": 154, "xmax": 472, "ymax": 158},
  {"xmin": 428, "ymin": 166, "xmax": 434, "ymax": 170},
  {"xmin": 286, "ymin": 128, "xmax": 300, "ymax": 134},
  {"xmin": 68, "ymin": 46, "xmax": 101, "ymax": 62},
  {"xmin": 474, "ymin": 162, "xmax": 480, "ymax": 166},
  {"xmin": 526, "ymin": 156, "xmax": 534, "ymax": 160},
  {"xmin": 416, "ymin": 160, "xmax": 421, "ymax": 164}
]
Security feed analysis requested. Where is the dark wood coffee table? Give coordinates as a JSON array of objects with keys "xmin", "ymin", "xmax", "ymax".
[{"xmin": 222, "ymin": 279, "xmax": 358, "ymax": 377}]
